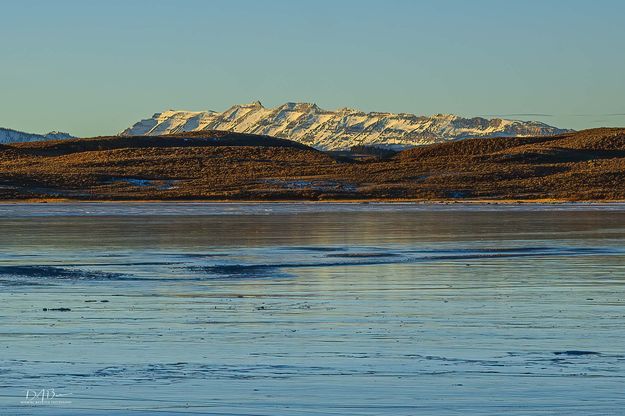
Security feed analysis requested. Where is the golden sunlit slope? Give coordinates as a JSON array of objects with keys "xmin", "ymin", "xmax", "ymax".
[{"xmin": 0, "ymin": 128, "xmax": 624, "ymax": 201}]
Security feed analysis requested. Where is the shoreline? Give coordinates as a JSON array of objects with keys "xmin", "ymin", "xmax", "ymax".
[{"xmin": 2, "ymin": 198, "xmax": 625, "ymax": 205}]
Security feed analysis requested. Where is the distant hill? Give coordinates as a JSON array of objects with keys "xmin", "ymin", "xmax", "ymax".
[
  {"xmin": 121, "ymin": 102, "xmax": 571, "ymax": 150},
  {"xmin": 12, "ymin": 130, "xmax": 316, "ymax": 155},
  {"xmin": 0, "ymin": 127, "xmax": 74, "ymax": 144},
  {"xmin": 1, "ymin": 128, "xmax": 624, "ymax": 201}
]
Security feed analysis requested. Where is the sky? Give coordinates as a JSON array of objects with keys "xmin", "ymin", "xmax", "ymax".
[{"xmin": 1, "ymin": 0, "xmax": 624, "ymax": 137}]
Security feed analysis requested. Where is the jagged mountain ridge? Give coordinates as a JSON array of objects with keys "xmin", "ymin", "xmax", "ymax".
[
  {"xmin": 121, "ymin": 102, "xmax": 571, "ymax": 150},
  {"xmin": 0, "ymin": 127, "xmax": 73, "ymax": 144}
]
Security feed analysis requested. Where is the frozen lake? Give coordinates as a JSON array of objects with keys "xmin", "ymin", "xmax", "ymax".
[{"xmin": 1, "ymin": 203, "xmax": 624, "ymax": 415}]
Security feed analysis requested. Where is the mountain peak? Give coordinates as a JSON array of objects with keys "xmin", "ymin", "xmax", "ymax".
[
  {"xmin": 234, "ymin": 101, "xmax": 264, "ymax": 109},
  {"xmin": 0, "ymin": 127, "xmax": 74, "ymax": 144},
  {"xmin": 120, "ymin": 102, "xmax": 572, "ymax": 150},
  {"xmin": 337, "ymin": 107, "xmax": 359, "ymax": 114},
  {"xmin": 44, "ymin": 131, "xmax": 74, "ymax": 140},
  {"xmin": 432, "ymin": 113, "xmax": 459, "ymax": 120}
]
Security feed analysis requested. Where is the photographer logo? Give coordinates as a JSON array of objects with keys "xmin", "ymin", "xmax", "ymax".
[{"xmin": 20, "ymin": 388, "xmax": 72, "ymax": 406}]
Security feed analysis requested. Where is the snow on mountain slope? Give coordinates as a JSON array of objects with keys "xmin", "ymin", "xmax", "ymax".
[
  {"xmin": 43, "ymin": 131, "xmax": 74, "ymax": 140},
  {"xmin": 121, "ymin": 102, "xmax": 571, "ymax": 150},
  {"xmin": 0, "ymin": 128, "xmax": 74, "ymax": 144}
]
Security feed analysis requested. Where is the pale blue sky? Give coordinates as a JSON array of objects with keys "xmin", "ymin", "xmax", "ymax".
[{"xmin": 1, "ymin": 0, "xmax": 624, "ymax": 136}]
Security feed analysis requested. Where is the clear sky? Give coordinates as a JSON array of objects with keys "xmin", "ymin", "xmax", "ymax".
[{"xmin": 1, "ymin": 0, "xmax": 624, "ymax": 137}]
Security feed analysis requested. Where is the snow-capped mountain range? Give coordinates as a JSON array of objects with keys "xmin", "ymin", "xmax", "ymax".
[
  {"xmin": 0, "ymin": 128, "xmax": 73, "ymax": 144},
  {"xmin": 121, "ymin": 102, "xmax": 571, "ymax": 150}
]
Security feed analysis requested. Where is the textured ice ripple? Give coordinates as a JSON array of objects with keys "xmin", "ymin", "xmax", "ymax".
[
  {"xmin": 188, "ymin": 246, "xmax": 622, "ymax": 279},
  {"xmin": 5, "ymin": 351, "xmax": 624, "ymax": 388},
  {"xmin": 0, "ymin": 266, "xmax": 124, "ymax": 282},
  {"xmin": 1, "ymin": 245, "xmax": 620, "ymax": 285}
]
